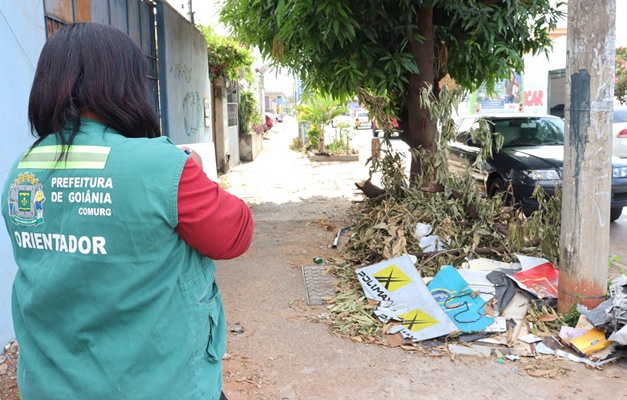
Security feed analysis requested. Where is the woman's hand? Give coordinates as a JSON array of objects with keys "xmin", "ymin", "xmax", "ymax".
[{"xmin": 181, "ymin": 147, "xmax": 203, "ymax": 167}]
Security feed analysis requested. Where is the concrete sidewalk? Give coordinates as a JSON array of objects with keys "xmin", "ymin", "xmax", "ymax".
[{"xmin": 222, "ymin": 116, "xmax": 369, "ymax": 206}]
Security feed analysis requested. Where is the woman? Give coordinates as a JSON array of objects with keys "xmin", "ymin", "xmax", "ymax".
[{"xmin": 1, "ymin": 22, "xmax": 253, "ymax": 400}]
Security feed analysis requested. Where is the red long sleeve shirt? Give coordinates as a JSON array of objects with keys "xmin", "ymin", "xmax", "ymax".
[{"xmin": 175, "ymin": 158, "xmax": 253, "ymax": 260}]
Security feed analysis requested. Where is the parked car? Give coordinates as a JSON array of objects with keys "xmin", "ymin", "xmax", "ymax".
[
  {"xmin": 448, "ymin": 114, "xmax": 627, "ymax": 221},
  {"xmin": 372, "ymin": 116, "xmax": 401, "ymax": 138},
  {"xmin": 355, "ymin": 110, "xmax": 372, "ymax": 129},
  {"xmin": 276, "ymin": 113, "xmax": 283, "ymax": 123},
  {"xmin": 613, "ymin": 107, "xmax": 627, "ymax": 158},
  {"xmin": 264, "ymin": 112, "xmax": 276, "ymax": 129}
]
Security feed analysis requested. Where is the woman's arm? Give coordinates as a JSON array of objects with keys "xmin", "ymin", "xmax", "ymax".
[{"xmin": 175, "ymin": 158, "xmax": 254, "ymax": 260}]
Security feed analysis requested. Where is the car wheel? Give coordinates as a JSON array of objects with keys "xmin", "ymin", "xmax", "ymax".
[
  {"xmin": 489, "ymin": 177, "xmax": 514, "ymax": 206},
  {"xmin": 610, "ymin": 207, "xmax": 623, "ymax": 222}
]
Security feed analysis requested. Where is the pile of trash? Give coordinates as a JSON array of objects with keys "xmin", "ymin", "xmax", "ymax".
[{"xmin": 348, "ymin": 253, "xmax": 627, "ymax": 370}]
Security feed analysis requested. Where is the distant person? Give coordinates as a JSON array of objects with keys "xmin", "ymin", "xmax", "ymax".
[
  {"xmin": 512, "ymin": 75, "xmax": 521, "ymax": 103},
  {"xmin": 504, "ymin": 73, "xmax": 515, "ymax": 103},
  {"xmin": 1, "ymin": 22, "xmax": 253, "ymax": 400}
]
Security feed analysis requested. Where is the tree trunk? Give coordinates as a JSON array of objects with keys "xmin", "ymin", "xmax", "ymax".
[{"xmin": 404, "ymin": 6, "xmax": 436, "ymax": 184}]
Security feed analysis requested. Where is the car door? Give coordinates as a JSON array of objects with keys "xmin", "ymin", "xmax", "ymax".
[{"xmin": 448, "ymin": 117, "xmax": 488, "ymax": 188}]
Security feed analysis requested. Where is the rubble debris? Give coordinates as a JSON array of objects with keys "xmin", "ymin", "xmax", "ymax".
[{"xmin": 331, "ymin": 246, "xmax": 626, "ymax": 369}]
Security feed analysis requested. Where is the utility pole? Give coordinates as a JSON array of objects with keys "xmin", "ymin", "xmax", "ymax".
[
  {"xmin": 558, "ymin": 0, "xmax": 616, "ymax": 312},
  {"xmin": 187, "ymin": 0, "xmax": 194, "ymax": 24}
]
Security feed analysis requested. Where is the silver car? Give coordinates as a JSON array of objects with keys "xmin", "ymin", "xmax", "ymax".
[{"xmin": 614, "ymin": 108, "xmax": 627, "ymax": 158}]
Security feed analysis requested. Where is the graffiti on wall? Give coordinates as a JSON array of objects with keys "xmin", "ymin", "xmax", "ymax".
[
  {"xmin": 183, "ymin": 91, "xmax": 202, "ymax": 136},
  {"xmin": 170, "ymin": 63, "xmax": 191, "ymax": 83}
]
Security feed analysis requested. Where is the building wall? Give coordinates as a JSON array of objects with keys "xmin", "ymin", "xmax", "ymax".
[
  {"xmin": 522, "ymin": 35, "xmax": 567, "ymax": 114},
  {"xmin": 0, "ymin": 0, "xmax": 47, "ymax": 349},
  {"xmin": 156, "ymin": 1, "xmax": 217, "ymax": 180}
]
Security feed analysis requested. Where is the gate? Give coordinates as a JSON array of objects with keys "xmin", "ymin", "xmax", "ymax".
[{"xmin": 42, "ymin": 0, "xmax": 159, "ymax": 119}]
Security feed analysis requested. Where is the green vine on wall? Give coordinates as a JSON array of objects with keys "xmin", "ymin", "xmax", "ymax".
[
  {"xmin": 239, "ymin": 90, "xmax": 262, "ymax": 136},
  {"xmin": 198, "ymin": 25, "xmax": 254, "ymax": 82}
]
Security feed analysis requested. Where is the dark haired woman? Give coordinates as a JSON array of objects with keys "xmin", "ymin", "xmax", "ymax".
[{"xmin": 1, "ymin": 22, "xmax": 253, "ymax": 400}]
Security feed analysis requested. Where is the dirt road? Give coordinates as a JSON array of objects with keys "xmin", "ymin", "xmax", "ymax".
[{"xmin": 217, "ymin": 118, "xmax": 625, "ymax": 400}]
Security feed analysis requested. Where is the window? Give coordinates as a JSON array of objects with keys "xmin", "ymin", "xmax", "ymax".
[{"xmin": 226, "ymin": 81, "xmax": 238, "ymax": 127}]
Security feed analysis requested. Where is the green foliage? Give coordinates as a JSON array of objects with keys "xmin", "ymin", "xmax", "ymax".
[
  {"xmin": 344, "ymin": 82, "xmax": 563, "ymax": 271},
  {"xmin": 326, "ymin": 125, "xmax": 356, "ymax": 155},
  {"xmin": 220, "ymin": 0, "xmax": 564, "ymax": 108},
  {"xmin": 197, "ymin": 25, "xmax": 254, "ymax": 81},
  {"xmin": 239, "ymin": 90, "xmax": 262, "ymax": 135},
  {"xmin": 297, "ymin": 93, "xmax": 346, "ymax": 130},
  {"xmin": 617, "ymin": 47, "xmax": 627, "ymax": 105},
  {"xmin": 297, "ymin": 93, "xmax": 347, "ymax": 152},
  {"xmin": 305, "ymin": 127, "xmax": 320, "ymax": 150}
]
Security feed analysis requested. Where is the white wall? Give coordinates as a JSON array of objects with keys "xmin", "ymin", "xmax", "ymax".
[
  {"xmin": 0, "ymin": 0, "xmax": 47, "ymax": 350},
  {"xmin": 523, "ymin": 35, "xmax": 568, "ymax": 114}
]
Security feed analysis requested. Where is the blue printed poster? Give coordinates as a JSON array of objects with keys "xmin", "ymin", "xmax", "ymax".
[{"xmin": 428, "ymin": 265, "xmax": 494, "ymax": 333}]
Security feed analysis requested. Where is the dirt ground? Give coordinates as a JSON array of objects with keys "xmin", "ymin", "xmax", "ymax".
[{"xmin": 1, "ymin": 118, "xmax": 625, "ymax": 399}]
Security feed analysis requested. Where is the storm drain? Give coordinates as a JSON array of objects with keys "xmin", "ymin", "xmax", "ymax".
[{"xmin": 301, "ymin": 265, "xmax": 339, "ymax": 305}]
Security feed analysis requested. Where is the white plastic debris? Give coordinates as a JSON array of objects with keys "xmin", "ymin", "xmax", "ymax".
[
  {"xmin": 419, "ymin": 235, "xmax": 446, "ymax": 252},
  {"xmin": 518, "ymin": 334, "xmax": 543, "ymax": 344},
  {"xmin": 414, "ymin": 223, "xmax": 432, "ymax": 239},
  {"xmin": 535, "ymin": 342, "xmax": 555, "ymax": 355}
]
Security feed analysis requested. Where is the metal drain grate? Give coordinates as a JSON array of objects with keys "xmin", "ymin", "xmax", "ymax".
[{"xmin": 301, "ymin": 265, "xmax": 339, "ymax": 305}]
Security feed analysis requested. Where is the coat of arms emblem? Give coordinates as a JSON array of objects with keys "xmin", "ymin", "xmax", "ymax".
[{"xmin": 8, "ymin": 172, "xmax": 45, "ymax": 226}]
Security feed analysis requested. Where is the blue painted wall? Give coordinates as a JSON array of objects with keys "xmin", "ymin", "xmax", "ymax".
[
  {"xmin": 157, "ymin": 2, "xmax": 213, "ymax": 146},
  {"xmin": 0, "ymin": 0, "xmax": 47, "ymax": 349}
]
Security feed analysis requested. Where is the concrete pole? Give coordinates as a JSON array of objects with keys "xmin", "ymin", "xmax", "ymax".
[{"xmin": 558, "ymin": 0, "xmax": 616, "ymax": 312}]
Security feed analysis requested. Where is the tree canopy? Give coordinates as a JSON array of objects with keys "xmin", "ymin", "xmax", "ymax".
[
  {"xmin": 221, "ymin": 1, "xmax": 562, "ymax": 102},
  {"xmin": 220, "ymin": 0, "xmax": 564, "ymax": 180}
]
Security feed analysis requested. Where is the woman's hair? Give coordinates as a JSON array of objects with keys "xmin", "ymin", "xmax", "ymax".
[{"xmin": 28, "ymin": 22, "xmax": 161, "ymax": 147}]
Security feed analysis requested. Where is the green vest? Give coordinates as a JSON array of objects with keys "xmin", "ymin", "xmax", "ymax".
[{"xmin": 1, "ymin": 119, "xmax": 226, "ymax": 400}]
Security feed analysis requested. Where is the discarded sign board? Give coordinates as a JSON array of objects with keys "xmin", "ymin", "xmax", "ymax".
[
  {"xmin": 510, "ymin": 255, "xmax": 559, "ymax": 299},
  {"xmin": 356, "ymin": 255, "xmax": 457, "ymax": 341}
]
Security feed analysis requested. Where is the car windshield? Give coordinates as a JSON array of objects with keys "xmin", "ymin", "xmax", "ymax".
[
  {"xmin": 357, "ymin": 112, "xmax": 368, "ymax": 118},
  {"xmin": 494, "ymin": 117, "xmax": 565, "ymax": 147}
]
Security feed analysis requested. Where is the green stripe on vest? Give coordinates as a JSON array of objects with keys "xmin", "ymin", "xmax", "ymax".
[{"xmin": 18, "ymin": 145, "xmax": 111, "ymax": 169}]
